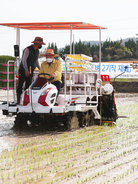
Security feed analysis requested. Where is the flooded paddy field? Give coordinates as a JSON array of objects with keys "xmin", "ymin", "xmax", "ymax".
[{"xmin": 0, "ymin": 90, "xmax": 137, "ymax": 184}]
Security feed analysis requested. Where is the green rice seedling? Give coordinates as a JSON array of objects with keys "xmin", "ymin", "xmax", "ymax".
[
  {"xmin": 31, "ymin": 175, "xmax": 34, "ymax": 181},
  {"xmin": 7, "ymin": 172, "xmax": 10, "ymax": 179},
  {"xmin": 1, "ymin": 172, "xmax": 4, "ymax": 181},
  {"xmin": 40, "ymin": 171, "xmax": 44, "ymax": 179},
  {"xmin": 85, "ymin": 148, "xmax": 90, "ymax": 153},
  {"xmin": 28, "ymin": 164, "xmax": 32, "ymax": 171},
  {"xmin": 13, "ymin": 170, "xmax": 17, "ymax": 178},
  {"xmin": 64, "ymin": 171, "xmax": 69, "ymax": 179},
  {"xmin": 85, "ymin": 159, "xmax": 88, "ymax": 163},
  {"xmin": 67, "ymin": 173, "xmax": 71, "ymax": 178},
  {"xmin": 36, "ymin": 173, "xmax": 39, "ymax": 180},
  {"xmin": 65, "ymin": 162, "xmax": 70, "ymax": 169},
  {"xmin": 85, "ymin": 177, "xmax": 88, "ymax": 182}
]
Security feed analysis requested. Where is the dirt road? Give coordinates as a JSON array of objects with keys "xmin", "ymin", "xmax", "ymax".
[{"xmin": 0, "ymin": 91, "xmax": 137, "ymax": 184}]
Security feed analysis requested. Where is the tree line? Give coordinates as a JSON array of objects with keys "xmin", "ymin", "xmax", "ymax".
[{"xmin": 47, "ymin": 38, "xmax": 138, "ymax": 62}]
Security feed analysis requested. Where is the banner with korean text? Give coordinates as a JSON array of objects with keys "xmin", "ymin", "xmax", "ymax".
[{"xmin": 93, "ymin": 63, "xmax": 138, "ymax": 79}]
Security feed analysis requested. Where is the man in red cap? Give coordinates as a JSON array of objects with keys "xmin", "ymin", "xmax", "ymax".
[
  {"xmin": 39, "ymin": 48, "xmax": 62, "ymax": 95},
  {"xmin": 17, "ymin": 37, "xmax": 45, "ymax": 104}
]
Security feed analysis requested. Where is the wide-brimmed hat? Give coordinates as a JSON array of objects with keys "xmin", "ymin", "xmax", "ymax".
[
  {"xmin": 32, "ymin": 37, "xmax": 45, "ymax": 45},
  {"xmin": 41, "ymin": 49, "xmax": 59, "ymax": 57}
]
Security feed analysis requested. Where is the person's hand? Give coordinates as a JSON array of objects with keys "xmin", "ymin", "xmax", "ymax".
[
  {"xmin": 50, "ymin": 73, "xmax": 55, "ymax": 78},
  {"xmin": 25, "ymin": 69, "xmax": 29, "ymax": 77}
]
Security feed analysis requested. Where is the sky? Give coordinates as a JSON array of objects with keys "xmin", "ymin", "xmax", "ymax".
[{"xmin": 0, "ymin": 0, "xmax": 138, "ymax": 56}]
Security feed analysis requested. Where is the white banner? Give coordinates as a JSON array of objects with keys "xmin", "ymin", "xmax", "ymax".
[{"xmin": 93, "ymin": 63, "xmax": 138, "ymax": 79}]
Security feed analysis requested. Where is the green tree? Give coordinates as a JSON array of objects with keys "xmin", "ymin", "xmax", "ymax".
[
  {"xmin": 125, "ymin": 39, "xmax": 136, "ymax": 53},
  {"xmin": 58, "ymin": 38, "xmax": 137, "ymax": 61},
  {"xmin": 105, "ymin": 54, "xmax": 111, "ymax": 61},
  {"xmin": 47, "ymin": 43, "xmax": 58, "ymax": 54}
]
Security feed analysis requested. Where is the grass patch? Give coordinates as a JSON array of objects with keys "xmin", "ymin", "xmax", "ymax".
[{"xmin": 111, "ymin": 78, "xmax": 138, "ymax": 82}]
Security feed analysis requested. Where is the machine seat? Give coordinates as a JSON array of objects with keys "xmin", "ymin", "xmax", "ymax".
[{"xmin": 32, "ymin": 77, "xmax": 48, "ymax": 89}]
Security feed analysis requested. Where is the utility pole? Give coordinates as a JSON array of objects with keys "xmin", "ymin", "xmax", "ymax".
[{"xmin": 73, "ymin": 34, "xmax": 75, "ymax": 54}]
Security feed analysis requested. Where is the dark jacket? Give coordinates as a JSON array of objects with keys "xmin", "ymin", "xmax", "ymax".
[{"xmin": 19, "ymin": 45, "xmax": 39, "ymax": 75}]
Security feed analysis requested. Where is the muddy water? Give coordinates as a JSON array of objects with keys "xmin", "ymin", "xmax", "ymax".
[{"xmin": 0, "ymin": 90, "xmax": 138, "ymax": 153}]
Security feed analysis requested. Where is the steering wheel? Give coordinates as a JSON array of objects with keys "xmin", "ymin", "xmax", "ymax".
[{"xmin": 38, "ymin": 73, "xmax": 54, "ymax": 81}]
